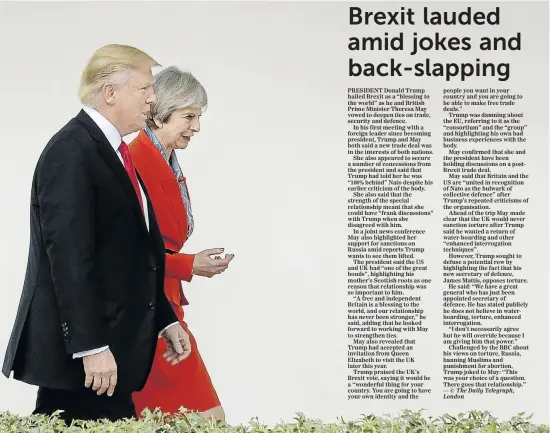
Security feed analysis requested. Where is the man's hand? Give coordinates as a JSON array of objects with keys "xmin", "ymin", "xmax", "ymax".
[
  {"xmin": 83, "ymin": 349, "xmax": 117, "ymax": 396},
  {"xmin": 192, "ymin": 248, "xmax": 234, "ymax": 278},
  {"xmin": 161, "ymin": 324, "xmax": 192, "ymax": 365}
]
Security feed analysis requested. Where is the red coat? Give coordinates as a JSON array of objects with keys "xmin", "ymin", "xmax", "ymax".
[
  {"xmin": 130, "ymin": 130, "xmax": 194, "ymax": 306},
  {"xmin": 129, "ymin": 130, "xmax": 220, "ymax": 415}
]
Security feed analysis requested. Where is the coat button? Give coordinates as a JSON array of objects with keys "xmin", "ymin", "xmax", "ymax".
[
  {"xmin": 148, "ymin": 301, "xmax": 156, "ymax": 310},
  {"xmin": 150, "ymin": 264, "xmax": 157, "ymax": 271}
]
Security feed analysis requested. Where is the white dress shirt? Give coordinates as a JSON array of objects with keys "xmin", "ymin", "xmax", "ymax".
[{"xmin": 72, "ymin": 106, "xmax": 177, "ymax": 359}]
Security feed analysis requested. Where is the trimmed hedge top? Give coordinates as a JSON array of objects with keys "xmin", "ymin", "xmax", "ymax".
[{"xmin": 0, "ymin": 409, "xmax": 547, "ymax": 433}]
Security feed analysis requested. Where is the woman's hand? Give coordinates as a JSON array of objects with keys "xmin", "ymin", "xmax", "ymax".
[{"xmin": 192, "ymin": 248, "xmax": 234, "ymax": 278}]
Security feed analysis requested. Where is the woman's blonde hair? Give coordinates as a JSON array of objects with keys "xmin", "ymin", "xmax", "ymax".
[{"xmin": 78, "ymin": 44, "xmax": 160, "ymax": 109}]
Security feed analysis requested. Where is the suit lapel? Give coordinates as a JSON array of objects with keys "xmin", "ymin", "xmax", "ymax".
[
  {"xmin": 137, "ymin": 171, "xmax": 162, "ymax": 250},
  {"xmin": 160, "ymin": 172, "xmax": 188, "ymax": 247},
  {"xmin": 75, "ymin": 110, "xmax": 151, "ymax": 239}
]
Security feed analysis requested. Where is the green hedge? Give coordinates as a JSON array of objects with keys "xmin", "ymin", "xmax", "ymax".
[{"xmin": 0, "ymin": 409, "xmax": 547, "ymax": 433}]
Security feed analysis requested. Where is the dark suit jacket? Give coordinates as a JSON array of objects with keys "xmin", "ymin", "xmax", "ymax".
[{"xmin": 2, "ymin": 110, "xmax": 178, "ymax": 394}]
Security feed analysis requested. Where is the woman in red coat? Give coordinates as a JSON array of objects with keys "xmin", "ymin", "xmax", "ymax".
[{"xmin": 129, "ymin": 66, "xmax": 233, "ymax": 421}]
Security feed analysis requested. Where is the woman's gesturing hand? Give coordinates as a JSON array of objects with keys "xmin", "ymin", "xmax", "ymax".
[{"xmin": 192, "ymin": 248, "xmax": 234, "ymax": 278}]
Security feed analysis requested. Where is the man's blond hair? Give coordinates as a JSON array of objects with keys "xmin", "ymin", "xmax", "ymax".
[{"xmin": 78, "ymin": 44, "xmax": 160, "ymax": 109}]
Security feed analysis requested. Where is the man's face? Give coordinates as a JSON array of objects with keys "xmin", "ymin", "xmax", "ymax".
[{"xmin": 114, "ymin": 68, "xmax": 156, "ymax": 136}]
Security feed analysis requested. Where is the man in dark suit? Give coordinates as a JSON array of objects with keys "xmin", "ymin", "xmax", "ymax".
[{"xmin": 2, "ymin": 44, "xmax": 192, "ymax": 423}]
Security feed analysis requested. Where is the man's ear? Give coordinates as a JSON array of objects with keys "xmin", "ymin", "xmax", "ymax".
[{"xmin": 101, "ymin": 83, "xmax": 117, "ymax": 106}]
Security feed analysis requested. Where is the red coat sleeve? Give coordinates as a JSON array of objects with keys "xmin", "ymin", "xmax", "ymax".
[{"xmin": 165, "ymin": 252, "xmax": 195, "ymax": 282}]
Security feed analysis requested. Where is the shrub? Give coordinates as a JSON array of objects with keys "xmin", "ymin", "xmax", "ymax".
[{"xmin": 0, "ymin": 409, "xmax": 547, "ymax": 433}]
